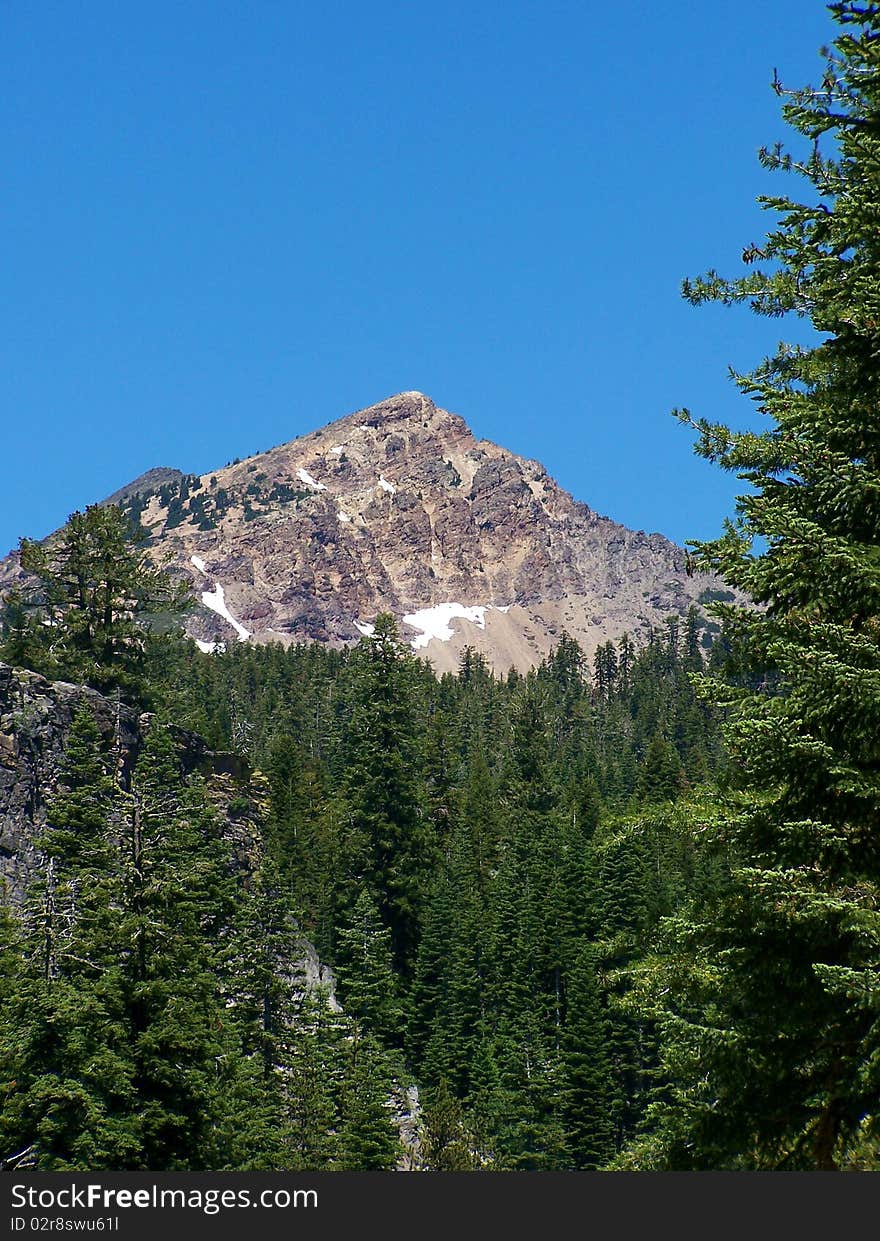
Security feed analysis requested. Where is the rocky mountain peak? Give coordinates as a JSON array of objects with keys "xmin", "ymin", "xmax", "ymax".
[
  {"xmin": 0, "ymin": 393, "xmax": 728, "ymax": 674},
  {"xmin": 102, "ymin": 467, "xmax": 186, "ymax": 508}
]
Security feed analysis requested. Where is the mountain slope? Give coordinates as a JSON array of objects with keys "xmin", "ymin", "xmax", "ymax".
[{"xmin": 1, "ymin": 392, "xmax": 727, "ymax": 673}]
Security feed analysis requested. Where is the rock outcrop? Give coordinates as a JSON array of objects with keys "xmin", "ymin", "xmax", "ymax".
[
  {"xmin": 0, "ymin": 391, "xmax": 729, "ymax": 673},
  {"xmin": 0, "ymin": 659, "xmax": 418, "ymax": 1162},
  {"xmin": 0, "ymin": 660, "xmax": 253, "ymax": 903}
]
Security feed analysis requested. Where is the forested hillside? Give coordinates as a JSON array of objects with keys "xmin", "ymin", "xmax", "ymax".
[
  {"xmin": 0, "ymin": 508, "xmax": 729, "ymax": 1169},
  {"xmin": 159, "ymin": 610, "xmax": 726, "ymax": 1169}
]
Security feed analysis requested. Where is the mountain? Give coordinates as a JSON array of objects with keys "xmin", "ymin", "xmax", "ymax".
[{"xmin": 1, "ymin": 391, "xmax": 728, "ymax": 672}]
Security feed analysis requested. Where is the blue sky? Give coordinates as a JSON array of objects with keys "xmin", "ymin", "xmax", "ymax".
[{"xmin": 1, "ymin": 1, "xmax": 836, "ymax": 556}]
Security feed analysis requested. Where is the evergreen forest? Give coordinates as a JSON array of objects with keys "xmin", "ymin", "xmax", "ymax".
[{"xmin": 0, "ymin": 549, "xmax": 732, "ymax": 1171}]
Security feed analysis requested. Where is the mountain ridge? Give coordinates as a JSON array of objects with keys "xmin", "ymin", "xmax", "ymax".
[{"xmin": 0, "ymin": 391, "xmax": 727, "ymax": 673}]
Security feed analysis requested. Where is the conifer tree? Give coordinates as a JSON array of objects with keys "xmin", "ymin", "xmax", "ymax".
[
  {"xmin": 0, "ymin": 712, "xmax": 138, "ymax": 1169},
  {"xmin": 217, "ymin": 858, "xmax": 311, "ymax": 1168},
  {"xmin": 420, "ymin": 1080, "xmax": 477, "ymax": 1170},
  {"xmin": 559, "ymin": 946, "xmax": 614, "ymax": 1169},
  {"xmin": 334, "ymin": 887, "xmax": 404, "ymax": 1047},
  {"xmin": 283, "ymin": 988, "xmax": 345, "ymax": 1170},
  {"xmin": 633, "ymin": 3, "xmax": 880, "ymax": 1169},
  {"xmin": 343, "ymin": 614, "xmax": 433, "ymax": 973},
  {"xmin": 40, "ymin": 707, "xmax": 119, "ymax": 876},
  {"xmin": 1, "ymin": 504, "xmax": 190, "ymax": 701},
  {"xmin": 637, "ymin": 734, "xmax": 684, "ymax": 803},
  {"xmin": 335, "ymin": 1030, "xmax": 400, "ymax": 1170},
  {"xmin": 118, "ymin": 725, "xmax": 244, "ymax": 1169},
  {"xmin": 410, "ymin": 813, "xmax": 488, "ymax": 1096}
]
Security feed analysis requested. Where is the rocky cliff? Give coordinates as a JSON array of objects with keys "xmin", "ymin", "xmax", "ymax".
[
  {"xmin": 0, "ymin": 660, "xmax": 254, "ymax": 903},
  {"xmin": 0, "ymin": 391, "xmax": 727, "ymax": 673},
  {"xmin": 0, "ymin": 659, "xmax": 425, "ymax": 1159}
]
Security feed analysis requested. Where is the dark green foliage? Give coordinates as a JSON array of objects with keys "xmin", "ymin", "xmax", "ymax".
[
  {"xmin": 0, "ymin": 976, "xmax": 141, "ymax": 1170},
  {"xmin": 0, "ymin": 719, "xmax": 130, "ymax": 1168},
  {"xmin": 421, "ymin": 1080, "xmax": 476, "ymax": 1170},
  {"xmin": 131, "ymin": 611, "xmax": 726, "ymax": 1169},
  {"xmin": 559, "ymin": 947, "xmax": 614, "ymax": 1169},
  {"xmin": 1, "ymin": 717, "xmax": 249, "ymax": 1170},
  {"xmin": 0, "ymin": 717, "xmax": 139, "ymax": 1169},
  {"xmin": 268, "ymin": 482, "xmax": 309, "ymax": 505},
  {"xmin": 0, "ymin": 494, "xmax": 743, "ymax": 1170},
  {"xmin": 0, "ymin": 608, "xmax": 730, "ymax": 1170},
  {"xmin": 103, "ymin": 728, "xmax": 242, "ymax": 1169},
  {"xmin": 335, "ymin": 888, "xmax": 404, "ymax": 1046},
  {"xmin": 1, "ymin": 504, "xmax": 190, "ymax": 703},
  {"xmin": 40, "ymin": 707, "xmax": 119, "ymax": 874},
  {"xmin": 342, "ymin": 614, "xmax": 435, "ymax": 974},
  {"xmin": 335, "ymin": 1032, "xmax": 400, "ymax": 1170},
  {"xmin": 281, "ymin": 989, "xmax": 345, "ymax": 1170},
  {"xmin": 638, "ymin": 734, "xmax": 684, "ymax": 803},
  {"xmin": 626, "ymin": 4, "xmax": 880, "ymax": 1171}
]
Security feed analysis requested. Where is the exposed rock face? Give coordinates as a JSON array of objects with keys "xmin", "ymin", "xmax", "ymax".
[
  {"xmin": 0, "ymin": 663, "xmax": 135, "ymax": 902},
  {"xmin": 0, "ymin": 661, "xmax": 253, "ymax": 903},
  {"xmin": 291, "ymin": 936, "xmax": 341, "ymax": 1013},
  {"xmin": 392, "ymin": 1084, "xmax": 423, "ymax": 1171},
  {"xmin": 0, "ymin": 391, "xmax": 728, "ymax": 673}
]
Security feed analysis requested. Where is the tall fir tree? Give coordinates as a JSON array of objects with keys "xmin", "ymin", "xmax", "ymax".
[
  {"xmin": 559, "ymin": 946, "xmax": 614, "ymax": 1169},
  {"xmin": 335, "ymin": 1030, "xmax": 400, "ymax": 1171},
  {"xmin": 0, "ymin": 711, "xmax": 138, "ymax": 1169},
  {"xmin": 115, "ymin": 725, "xmax": 246, "ymax": 1169},
  {"xmin": 343, "ymin": 614, "xmax": 434, "ymax": 973},
  {"xmin": 1, "ymin": 504, "xmax": 190, "ymax": 702},
  {"xmin": 420, "ymin": 1079, "xmax": 477, "ymax": 1170},
  {"xmin": 631, "ymin": 3, "xmax": 880, "ymax": 1169},
  {"xmin": 334, "ymin": 886, "xmax": 404, "ymax": 1047}
]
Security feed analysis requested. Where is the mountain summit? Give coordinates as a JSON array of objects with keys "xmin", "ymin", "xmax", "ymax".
[{"xmin": 4, "ymin": 392, "xmax": 726, "ymax": 672}]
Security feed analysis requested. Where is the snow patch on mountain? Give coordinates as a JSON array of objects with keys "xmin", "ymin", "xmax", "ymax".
[
  {"xmin": 402, "ymin": 603, "xmax": 487, "ymax": 650},
  {"xmin": 378, "ymin": 475, "xmax": 396, "ymax": 495},
  {"xmin": 201, "ymin": 583, "xmax": 251, "ymax": 641},
  {"xmin": 297, "ymin": 468, "xmax": 327, "ymax": 492},
  {"xmin": 194, "ymin": 637, "xmax": 226, "ymax": 654}
]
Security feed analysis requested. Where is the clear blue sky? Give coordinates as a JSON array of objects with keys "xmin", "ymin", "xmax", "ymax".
[{"xmin": 1, "ymin": 1, "xmax": 836, "ymax": 556}]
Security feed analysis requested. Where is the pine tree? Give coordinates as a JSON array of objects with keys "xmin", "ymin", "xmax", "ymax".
[
  {"xmin": 343, "ymin": 614, "xmax": 433, "ymax": 973},
  {"xmin": 40, "ymin": 707, "xmax": 119, "ymax": 875},
  {"xmin": 1, "ymin": 504, "xmax": 190, "ymax": 702},
  {"xmin": 283, "ymin": 988, "xmax": 345, "ymax": 1170},
  {"xmin": 632, "ymin": 4, "xmax": 880, "ymax": 1169},
  {"xmin": 118, "ymin": 725, "xmax": 244, "ymax": 1169},
  {"xmin": 637, "ymin": 734, "xmax": 684, "ymax": 803},
  {"xmin": 410, "ymin": 811, "xmax": 489, "ymax": 1097},
  {"xmin": 588, "ymin": 830, "xmax": 654, "ymax": 1150},
  {"xmin": 420, "ymin": 1079, "xmax": 477, "ymax": 1170},
  {"xmin": 335, "ymin": 1030, "xmax": 400, "ymax": 1170},
  {"xmin": 559, "ymin": 946, "xmax": 614, "ymax": 1169},
  {"xmin": 334, "ymin": 887, "xmax": 404, "ymax": 1047},
  {"xmin": 217, "ymin": 859, "xmax": 309, "ymax": 1168},
  {"xmin": 0, "ymin": 713, "xmax": 138, "ymax": 1169},
  {"xmin": 0, "ymin": 899, "xmax": 30, "ymax": 1168},
  {"xmin": 477, "ymin": 682, "xmax": 573, "ymax": 1169}
]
